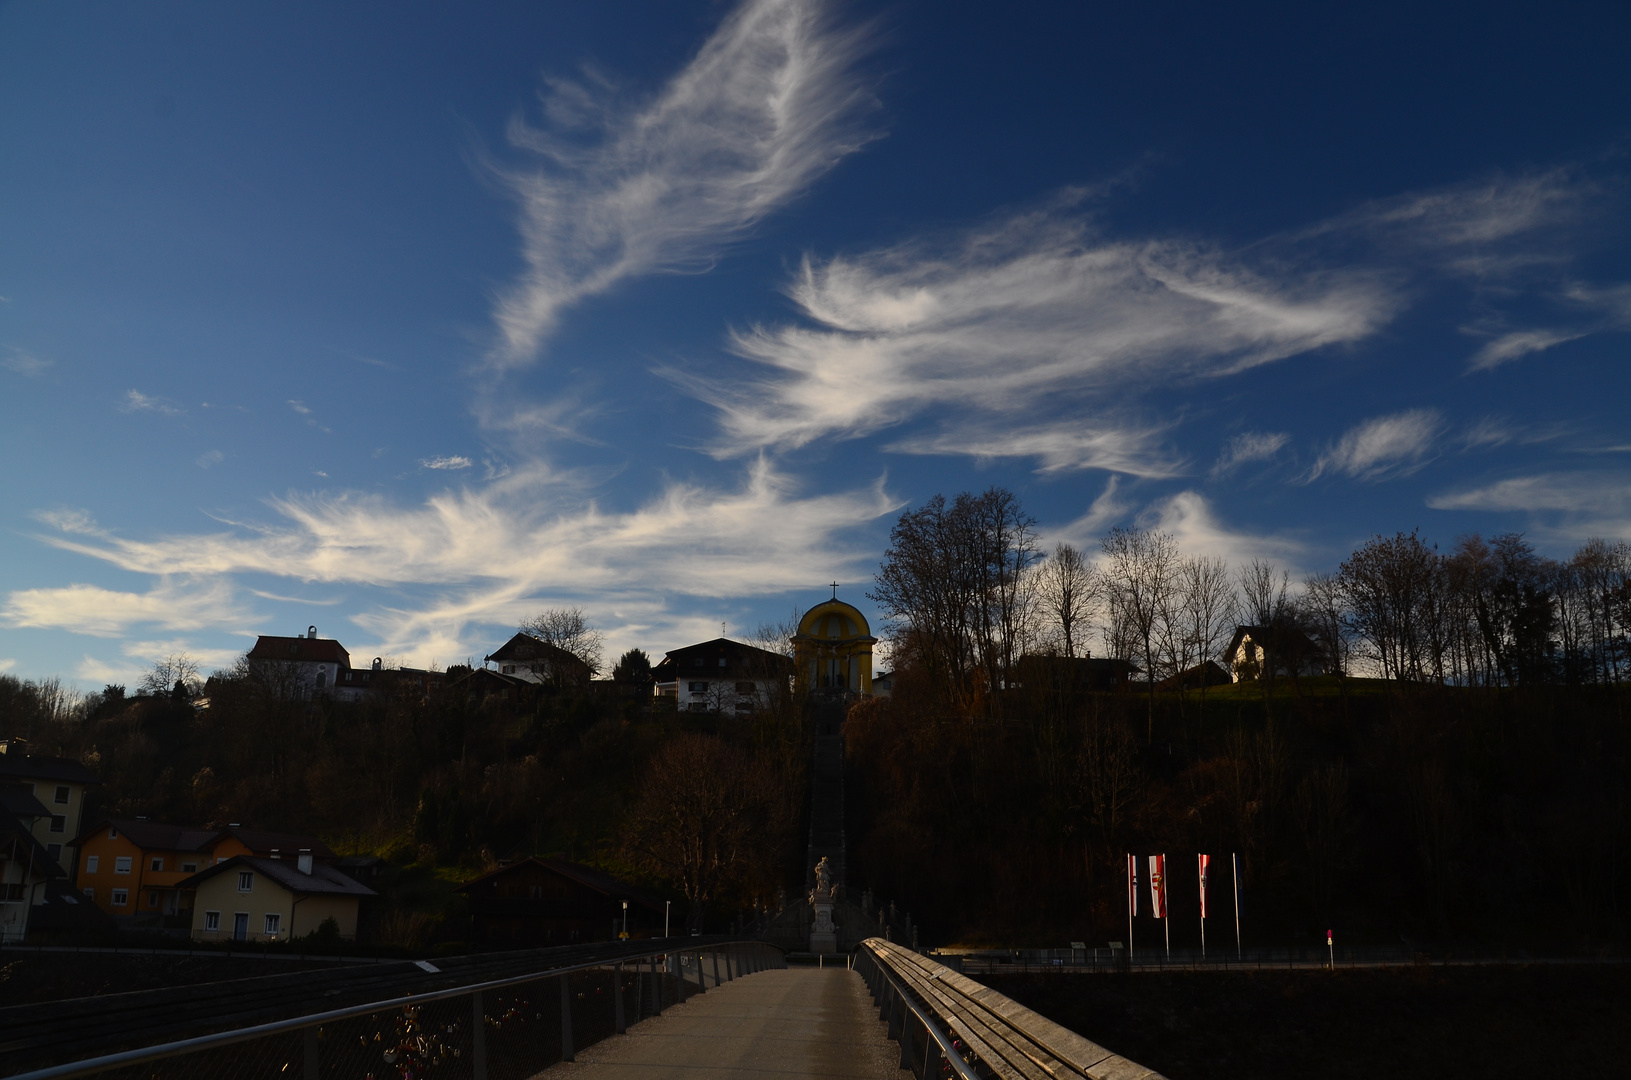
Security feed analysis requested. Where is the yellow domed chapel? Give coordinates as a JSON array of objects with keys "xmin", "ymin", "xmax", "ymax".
[{"xmin": 792, "ymin": 596, "xmax": 877, "ymax": 694}]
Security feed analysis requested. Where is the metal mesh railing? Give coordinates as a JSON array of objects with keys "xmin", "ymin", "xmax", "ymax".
[{"xmin": 14, "ymin": 941, "xmax": 786, "ymax": 1080}]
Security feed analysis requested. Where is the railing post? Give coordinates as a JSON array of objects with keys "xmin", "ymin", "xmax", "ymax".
[
  {"xmin": 303, "ymin": 1025, "xmax": 319, "ymax": 1080},
  {"xmin": 899, "ymin": 1009, "xmax": 916, "ymax": 1072},
  {"xmin": 678, "ymin": 952, "xmax": 689, "ymax": 1002},
  {"xmin": 712, "ymin": 948, "xmax": 721, "ymax": 988},
  {"xmin": 615, "ymin": 961, "xmax": 626, "ymax": 1034},
  {"xmin": 472, "ymin": 990, "xmax": 488, "ymax": 1080},
  {"xmin": 652, "ymin": 952, "xmax": 663, "ymax": 1014},
  {"xmin": 560, "ymin": 973, "xmax": 575, "ymax": 1062}
]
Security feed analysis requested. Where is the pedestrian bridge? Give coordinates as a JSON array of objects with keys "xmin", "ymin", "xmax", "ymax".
[{"xmin": 10, "ymin": 939, "xmax": 1165, "ymax": 1080}]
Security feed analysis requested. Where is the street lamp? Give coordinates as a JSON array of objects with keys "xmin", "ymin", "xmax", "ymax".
[
  {"xmin": 665, "ymin": 900, "xmax": 670, "ymax": 938},
  {"xmin": 621, "ymin": 900, "xmax": 629, "ymax": 940}
]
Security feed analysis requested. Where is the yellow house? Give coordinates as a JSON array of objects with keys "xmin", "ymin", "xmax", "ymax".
[
  {"xmin": 0, "ymin": 740, "xmax": 98, "ymax": 879},
  {"xmin": 178, "ymin": 854, "xmax": 373, "ymax": 942},
  {"xmin": 792, "ymin": 598, "xmax": 878, "ymax": 695}
]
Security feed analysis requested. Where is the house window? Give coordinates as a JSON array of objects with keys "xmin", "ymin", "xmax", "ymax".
[
  {"xmin": 735, "ymin": 682, "xmax": 755, "ymax": 693},
  {"xmin": 718, "ymin": 658, "xmax": 726, "ymax": 667},
  {"xmin": 204, "ymin": 911, "xmax": 220, "ymax": 932},
  {"xmin": 149, "ymin": 891, "xmax": 161, "ymax": 908},
  {"xmin": 151, "ymin": 857, "xmax": 164, "ymax": 872},
  {"xmin": 688, "ymin": 682, "xmax": 708, "ymax": 692},
  {"xmin": 264, "ymin": 913, "xmax": 281, "ymax": 936},
  {"xmin": 502, "ymin": 665, "xmax": 515, "ymax": 674},
  {"xmin": 109, "ymin": 826, "xmax": 119, "ymax": 839},
  {"xmin": 115, "ymin": 856, "xmax": 132, "ymax": 874},
  {"xmin": 111, "ymin": 889, "xmax": 129, "ymax": 906},
  {"xmin": 694, "ymin": 658, "xmax": 704, "ymax": 667},
  {"xmin": 0, "ymin": 884, "xmax": 23, "ymax": 903},
  {"xmin": 86, "ymin": 855, "xmax": 99, "ymax": 874},
  {"xmin": 181, "ymin": 862, "xmax": 198, "ymax": 873},
  {"xmin": 54, "ymin": 785, "xmax": 70, "ymax": 805},
  {"xmin": 83, "ymin": 887, "xmax": 95, "ymax": 901},
  {"xmin": 238, "ymin": 871, "xmax": 254, "ymax": 892},
  {"xmin": 47, "ymin": 844, "xmax": 61, "ymax": 862},
  {"xmin": 736, "ymin": 700, "xmax": 755, "ymax": 712},
  {"xmin": 49, "ymin": 815, "xmax": 65, "ymax": 833},
  {"xmin": 688, "ymin": 702, "xmax": 707, "ymax": 712}
]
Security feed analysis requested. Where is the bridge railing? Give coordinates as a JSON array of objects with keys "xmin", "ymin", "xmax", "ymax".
[
  {"xmin": 11, "ymin": 940, "xmax": 786, "ymax": 1080},
  {"xmin": 855, "ymin": 937, "xmax": 1167, "ymax": 1080}
]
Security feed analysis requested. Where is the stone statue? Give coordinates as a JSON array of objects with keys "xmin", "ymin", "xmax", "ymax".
[{"xmin": 808, "ymin": 855, "xmax": 838, "ymax": 954}]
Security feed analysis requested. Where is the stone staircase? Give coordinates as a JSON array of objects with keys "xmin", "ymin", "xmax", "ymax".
[{"xmin": 804, "ymin": 693, "xmax": 849, "ymax": 892}]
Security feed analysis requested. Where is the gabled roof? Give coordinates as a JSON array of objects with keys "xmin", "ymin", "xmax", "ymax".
[
  {"xmin": 0, "ymin": 752, "xmax": 99, "ymax": 785},
  {"xmin": 0, "ymin": 783, "xmax": 51, "ymax": 819},
  {"xmin": 0, "ymin": 807, "xmax": 65, "ymax": 877},
  {"xmin": 247, "ymin": 635, "xmax": 352, "ymax": 667},
  {"xmin": 1223, "ymin": 624, "xmax": 1321, "ymax": 660},
  {"xmin": 653, "ymin": 638, "xmax": 793, "ymax": 682},
  {"xmin": 220, "ymin": 824, "xmax": 335, "ymax": 859},
  {"xmin": 484, "ymin": 633, "xmax": 591, "ymax": 673},
  {"xmin": 456, "ymin": 857, "xmax": 666, "ymax": 913},
  {"xmin": 175, "ymin": 855, "xmax": 375, "ymax": 897},
  {"xmin": 74, "ymin": 817, "xmax": 221, "ymax": 852}
]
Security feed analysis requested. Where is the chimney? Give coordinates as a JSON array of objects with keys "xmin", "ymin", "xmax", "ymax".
[
  {"xmin": 269, "ymin": 848, "xmax": 280, "ymax": 860},
  {"xmin": 307, "ymin": 626, "xmax": 317, "ymax": 639},
  {"xmin": 297, "ymin": 849, "xmax": 313, "ymax": 875}
]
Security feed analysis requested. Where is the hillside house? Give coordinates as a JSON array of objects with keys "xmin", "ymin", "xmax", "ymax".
[
  {"xmin": 247, "ymin": 627, "xmax": 359, "ymax": 700},
  {"xmin": 0, "ymin": 739, "xmax": 97, "ymax": 877},
  {"xmin": 484, "ymin": 633, "xmax": 593, "ymax": 687},
  {"xmin": 457, "ymin": 858, "xmax": 666, "ymax": 946},
  {"xmin": 0, "ymin": 784, "xmax": 66, "ymax": 942},
  {"xmin": 652, "ymin": 638, "xmax": 793, "ymax": 713},
  {"xmin": 1224, "ymin": 624, "xmax": 1326, "ymax": 682},
  {"xmin": 178, "ymin": 854, "xmax": 374, "ymax": 942}
]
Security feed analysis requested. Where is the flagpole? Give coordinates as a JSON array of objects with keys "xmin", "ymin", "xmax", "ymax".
[
  {"xmin": 1127, "ymin": 852, "xmax": 1135, "ymax": 967},
  {"xmin": 1232, "ymin": 852, "xmax": 1242, "ymax": 961},
  {"xmin": 1198, "ymin": 853, "xmax": 1206, "ymax": 961}
]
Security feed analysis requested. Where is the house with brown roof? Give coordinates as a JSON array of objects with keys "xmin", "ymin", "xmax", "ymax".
[
  {"xmin": 74, "ymin": 818, "xmax": 335, "ymax": 926},
  {"xmin": 177, "ymin": 854, "xmax": 374, "ymax": 943},
  {"xmin": 651, "ymin": 638, "xmax": 793, "ymax": 714},
  {"xmin": 484, "ymin": 633, "xmax": 593, "ymax": 688},
  {"xmin": 456, "ymin": 858, "xmax": 667, "ymax": 946},
  {"xmin": 247, "ymin": 626, "xmax": 360, "ymax": 700}
]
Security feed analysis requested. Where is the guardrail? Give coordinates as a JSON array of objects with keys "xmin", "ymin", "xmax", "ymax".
[
  {"xmin": 10, "ymin": 939, "xmax": 786, "ymax": 1080},
  {"xmin": 856, "ymin": 937, "xmax": 1166, "ymax": 1080}
]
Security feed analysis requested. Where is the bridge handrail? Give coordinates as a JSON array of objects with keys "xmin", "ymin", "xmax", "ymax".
[
  {"xmin": 857, "ymin": 937, "xmax": 1167, "ymax": 1080},
  {"xmin": 8, "ymin": 938, "xmax": 785, "ymax": 1080}
]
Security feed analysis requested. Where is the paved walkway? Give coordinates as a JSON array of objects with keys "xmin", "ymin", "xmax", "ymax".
[{"xmin": 540, "ymin": 967, "xmax": 902, "ymax": 1080}]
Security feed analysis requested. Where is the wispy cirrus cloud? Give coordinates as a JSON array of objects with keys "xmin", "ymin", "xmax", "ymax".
[
  {"xmin": 19, "ymin": 460, "xmax": 897, "ymax": 662},
  {"xmin": 420, "ymin": 455, "xmax": 474, "ymax": 471},
  {"xmin": 1, "ymin": 577, "xmax": 254, "ymax": 638},
  {"xmin": 1307, "ymin": 409, "xmax": 1443, "ymax": 482},
  {"xmin": 890, "ymin": 420, "xmax": 1184, "ymax": 477},
  {"xmin": 695, "ymin": 200, "xmax": 1395, "ymax": 464},
  {"xmin": 119, "ymin": 389, "xmax": 184, "ymax": 416},
  {"xmin": 2, "ymin": 349, "xmax": 53, "ymax": 377},
  {"xmin": 1427, "ymin": 470, "xmax": 1631, "ymax": 545},
  {"xmin": 487, "ymin": 0, "xmax": 880, "ymax": 370},
  {"xmin": 1211, "ymin": 431, "xmax": 1290, "ymax": 478}
]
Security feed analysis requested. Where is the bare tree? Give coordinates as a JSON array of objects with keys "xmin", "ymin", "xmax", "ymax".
[
  {"xmin": 1302, "ymin": 571, "xmax": 1350, "ymax": 677},
  {"xmin": 519, "ymin": 607, "xmax": 605, "ymax": 678},
  {"xmin": 1100, "ymin": 527, "xmax": 1179, "ymax": 741},
  {"xmin": 1178, "ymin": 555, "xmax": 1237, "ymax": 706},
  {"xmin": 1037, "ymin": 542, "xmax": 1099, "ymax": 658},
  {"xmin": 140, "ymin": 654, "xmax": 202, "ymax": 698}
]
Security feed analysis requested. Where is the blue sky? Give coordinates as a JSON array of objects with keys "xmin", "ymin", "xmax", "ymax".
[{"xmin": 2, "ymin": 0, "xmax": 1628, "ymax": 685}]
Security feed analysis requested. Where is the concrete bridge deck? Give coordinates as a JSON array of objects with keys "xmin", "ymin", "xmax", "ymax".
[{"xmin": 543, "ymin": 966, "xmax": 901, "ymax": 1080}]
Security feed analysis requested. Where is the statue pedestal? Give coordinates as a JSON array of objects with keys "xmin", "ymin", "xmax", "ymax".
[{"xmin": 810, "ymin": 893, "xmax": 837, "ymax": 953}]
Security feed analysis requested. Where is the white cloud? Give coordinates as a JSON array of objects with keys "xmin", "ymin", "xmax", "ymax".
[
  {"xmin": 699, "ymin": 204, "xmax": 1395, "ymax": 457},
  {"xmin": 2, "ymin": 349, "xmax": 52, "ymax": 377},
  {"xmin": 1427, "ymin": 471, "xmax": 1631, "ymax": 546},
  {"xmin": 890, "ymin": 421, "xmax": 1184, "ymax": 476},
  {"xmin": 1211, "ymin": 431, "xmax": 1290, "ymax": 477},
  {"xmin": 487, "ymin": 0, "xmax": 880, "ymax": 368},
  {"xmin": 1467, "ymin": 327, "xmax": 1587, "ymax": 371},
  {"xmin": 1, "ymin": 578, "xmax": 254, "ymax": 638},
  {"xmin": 288, "ymin": 399, "xmax": 312, "ymax": 415},
  {"xmin": 1140, "ymin": 490, "xmax": 1308, "ymax": 569},
  {"xmin": 196, "ymin": 449, "xmax": 225, "ymax": 469},
  {"xmin": 119, "ymin": 389, "xmax": 184, "ymax": 416},
  {"xmin": 421, "ymin": 455, "xmax": 474, "ymax": 471},
  {"xmin": 75, "ymin": 655, "xmax": 149, "ymax": 687},
  {"xmin": 24, "ymin": 460, "xmax": 898, "ymax": 663},
  {"xmin": 1307, "ymin": 409, "xmax": 1442, "ymax": 482},
  {"xmin": 119, "ymin": 639, "xmax": 245, "ymax": 672},
  {"xmin": 0, "ymin": 659, "xmax": 14, "ymax": 674}
]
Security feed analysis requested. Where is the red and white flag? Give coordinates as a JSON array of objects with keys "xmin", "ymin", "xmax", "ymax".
[
  {"xmin": 1148, "ymin": 854, "xmax": 1167, "ymax": 919},
  {"xmin": 1127, "ymin": 853, "xmax": 1139, "ymax": 917},
  {"xmin": 1198, "ymin": 854, "xmax": 1211, "ymax": 919}
]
